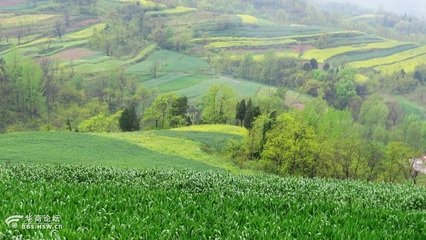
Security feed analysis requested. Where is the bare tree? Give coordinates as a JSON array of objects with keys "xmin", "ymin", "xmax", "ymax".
[{"xmin": 54, "ymin": 21, "xmax": 65, "ymax": 39}]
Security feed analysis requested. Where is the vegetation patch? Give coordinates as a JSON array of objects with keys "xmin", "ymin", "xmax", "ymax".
[
  {"xmin": 0, "ymin": 131, "xmax": 217, "ymax": 170},
  {"xmin": 237, "ymin": 14, "xmax": 258, "ymax": 25},
  {"xmin": 0, "ymin": 165, "xmax": 424, "ymax": 239},
  {"xmin": 327, "ymin": 44, "xmax": 418, "ymax": 64},
  {"xmin": 303, "ymin": 40, "xmax": 408, "ymax": 62}
]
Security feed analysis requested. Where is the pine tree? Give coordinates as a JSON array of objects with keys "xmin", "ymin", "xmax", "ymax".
[
  {"xmin": 119, "ymin": 105, "xmax": 140, "ymax": 132},
  {"xmin": 244, "ymin": 99, "xmax": 254, "ymax": 129},
  {"xmin": 236, "ymin": 99, "xmax": 246, "ymax": 126}
]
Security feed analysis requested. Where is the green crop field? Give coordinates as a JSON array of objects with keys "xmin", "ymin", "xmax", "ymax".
[
  {"xmin": 0, "ymin": 164, "xmax": 424, "ymax": 239},
  {"xmin": 350, "ymin": 45, "xmax": 426, "ymax": 69},
  {"xmin": 0, "ymin": 125, "xmax": 251, "ymax": 173},
  {"xmin": 0, "ymin": 131, "xmax": 218, "ymax": 171},
  {"xmin": 303, "ymin": 40, "xmax": 408, "ymax": 62},
  {"xmin": 327, "ymin": 44, "xmax": 418, "ymax": 64}
]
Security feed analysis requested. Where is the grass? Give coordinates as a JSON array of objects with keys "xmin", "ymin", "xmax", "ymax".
[
  {"xmin": 206, "ymin": 38, "xmax": 296, "ymax": 49},
  {"xmin": 206, "ymin": 24, "xmax": 328, "ymax": 38},
  {"xmin": 0, "ymin": 13, "xmax": 58, "ymax": 27},
  {"xmin": 349, "ymin": 45, "xmax": 426, "ymax": 69},
  {"xmin": 117, "ymin": 0, "xmax": 166, "ymax": 8},
  {"xmin": 237, "ymin": 14, "xmax": 258, "ymax": 25},
  {"xmin": 327, "ymin": 44, "xmax": 418, "ymax": 64},
  {"xmin": 172, "ymin": 124, "xmax": 248, "ymax": 136},
  {"xmin": 303, "ymin": 40, "xmax": 408, "ymax": 62},
  {"xmin": 0, "ymin": 131, "xmax": 217, "ymax": 171},
  {"xmin": 127, "ymin": 50, "xmax": 209, "ymax": 78},
  {"xmin": 144, "ymin": 74, "xmax": 210, "ymax": 92},
  {"xmin": 125, "ymin": 44, "xmax": 157, "ymax": 64},
  {"xmin": 377, "ymin": 54, "xmax": 426, "ymax": 74},
  {"xmin": 173, "ymin": 76, "xmax": 266, "ymax": 100},
  {"xmin": 0, "ymin": 164, "xmax": 425, "ymax": 239},
  {"xmin": 67, "ymin": 23, "xmax": 106, "ymax": 39},
  {"xmin": 98, "ymin": 128, "xmax": 252, "ymax": 174}
]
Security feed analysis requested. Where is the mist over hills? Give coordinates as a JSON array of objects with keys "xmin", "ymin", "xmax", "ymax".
[{"xmin": 310, "ymin": 0, "xmax": 426, "ymax": 17}]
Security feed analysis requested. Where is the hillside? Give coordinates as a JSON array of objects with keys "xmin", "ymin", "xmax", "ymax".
[{"xmin": 0, "ymin": 125, "xmax": 252, "ymax": 173}]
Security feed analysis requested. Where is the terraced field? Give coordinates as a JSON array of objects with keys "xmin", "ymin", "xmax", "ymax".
[{"xmin": 303, "ymin": 40, "xmax": 413, "ymax": 62}]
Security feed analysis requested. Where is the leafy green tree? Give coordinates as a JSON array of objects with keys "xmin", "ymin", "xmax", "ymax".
[
  {"xmin": 262, "ymin": 113, "xmax": 319, "ymax": 177},
  {"xmin": 359, "ymin": 97, "xmax": 389, "ymax": 137},
  {"xmin": 335, "ymin": 76, "xmax": 356, "ymax": 109},
  {"xmin": 239, "ymin": 53, "xmax": 255, "ymax": 80},
  {"xmin": 202, "ymin": 85, "xmax": 236, "ymax": 124},
  {"xmin": 383, "ymin": 142, "xmax": 417, "ymax": 183},
  {"xmin": 79, "ymin": 111, "xmax": 122, "ymax": 133}
]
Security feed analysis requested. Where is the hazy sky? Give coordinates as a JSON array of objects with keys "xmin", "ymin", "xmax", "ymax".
[{"xmin": 310, "ymin": 0, "xmax": 426, "ymax": 17}]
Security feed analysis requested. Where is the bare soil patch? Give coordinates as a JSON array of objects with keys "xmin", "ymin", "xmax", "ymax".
[
  {"xmin": 0, "ymin": 0, "xmax": 24, "ymax": 7},
  {"xmin": 54, "ymin": 48, "xmax": 96, "ymax": 61}
]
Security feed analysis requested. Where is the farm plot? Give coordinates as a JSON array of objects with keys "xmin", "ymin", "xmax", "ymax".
[
  {"xmin": 173, "ymin": 76, "xmax": 266, "ymax": 100},
  {"xmin": 303, "ymin": 40, "xmax": 408, "ymax": 62},
  {"xmin": 237, "ymin": 14, "xmax": 258, "ymax": 25},
  {"xmin": 143, "ymin": 74, "xmax": 210, "ymax": 92},
  {"xmin": 126, "ymin": 50, "xmax": 209, "ymax": 80},
  {"xmin": 377, "ymin": 54, "xmax": 426, "ymax": 74},
  {"xmin": 151, "ymin": 6, "xmax": 197, "ymax": 15},
  {"xmin": 52, "ymin": 48, "xmax": 97, "ymax": 61},
  {"xmin": 350, "ymin": 45, "xmax": 426, "ymax": 69},
  {"xmin": 327, "ymin": 44, "xmax": 418, "ymax": 64},
  {"xmin": 0, "ymin": 13, "xmax": 59, "ymax": 28},
  {"xmin": 98, "ymin": 128, "xmax": 250, "ymax": 174},
  {"xmin": 206, "ymin": 24, "xmax": 328, "ymax": 38},
  {"xmin": 0, "ymin": 165, "xmax": 425, "ymax": 239},
  {"xmin": 0, "ymin": 131, "xmax": 217, "ymax": 170}
]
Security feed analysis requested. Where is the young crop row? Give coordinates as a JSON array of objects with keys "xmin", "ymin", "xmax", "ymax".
[
  {"xmin": 0, "ymin": 164, "xmax": 425, "ymax": 239},
  {"xmin": 327, "ymin": 44, "xmax": 418, "ymax": 64},
  {"xmin": 350, "ymin": 45, "xmax": 426, "ymax": 69},
  {"xmin": 303, "ymin": 40, "xmax": 407, "ymax": 62}
]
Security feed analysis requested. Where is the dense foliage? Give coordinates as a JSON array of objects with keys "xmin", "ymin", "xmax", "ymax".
[{"xmin": 0, "ymin": 164, "xmax": 425, "ymax": 239}]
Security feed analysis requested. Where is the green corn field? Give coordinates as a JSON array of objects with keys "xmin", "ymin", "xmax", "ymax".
[{"xmin": 0, "ymin": 164, "xmax": 425, "ymax": 239}]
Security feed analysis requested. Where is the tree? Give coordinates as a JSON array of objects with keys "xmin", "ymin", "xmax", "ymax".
[
  {"xmin": 414, "ymin": 70, "xmax": 423, "ymax": 83},
  {"xmin": 262, "ymin": 113, "xmax": 319, "ymax": 177},
  {"xmin": 322, "ymin": 63, "xmax": 330, "ymax": 71},
  {"xmin": 119, "ymin": 105, "xmax": 139, "ymax": 132},
  {"xmin": 235, "ymin": 99, "xmax": 246, "ymax": 126},
  {"xmin": 54, "ymin": 21, "xmax": 65, "ymax": 39},
  {"xmin": 335, "ymin": 69, "xmax": 357, "ymax": 108},
  {"xmin": 144, "ymin": 93, "xmax": 187, "ymax": 129},
  {"xmin": 359, "ymin": 97, "xmax": 389, "ymax": 137},
  {"xmin": 239, "ymin": 54, "xmax": 255, "ymax": 80},
  {"xmin": 310, "ymin": 58, "xmax": 318, "ymax": 70},
  {"xmin": 302, "ymin": 62, "xmax": 311, "ymax": 72},
  {"xmin": 383, "ymin": 142, "xmax": 417, "ymax": 183},
  {"xmin": 243, "ymin": 99, "xmax": 260, "ymax": 129},
  {"xmin": 201, "ymin": 85, "xmax": 236, "ymax": 124}
]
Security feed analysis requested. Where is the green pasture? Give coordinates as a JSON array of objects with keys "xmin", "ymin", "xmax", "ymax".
[{"xmin": 0, "ymin": 131, "xmax": 218, "ymax": 170}]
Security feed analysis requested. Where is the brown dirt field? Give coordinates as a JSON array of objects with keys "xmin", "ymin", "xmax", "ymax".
[
  {"xmin": 0, "ymin": 0, "xmax": 24, "ymax": 7},
  {"xmin": 72, "ymin": 19, "xmax": 100, "ymax": 28},
  {"xmin": 53, "ymin": 48, "xmax": 96, "ymax": 61}
]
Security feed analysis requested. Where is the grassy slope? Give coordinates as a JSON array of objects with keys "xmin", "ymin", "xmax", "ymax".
[
  {"xmin": 97, "ymin": 125, "xmax": 254, "ymax": 174},
  {"xmin": 0, "ymin": 125, "xmax": 249, "ymax": 173},
  {"xmin": 0, "ymin": 165, "xmax": 425, "ymax": 239},
  {"xmin": 0, "ymin": 131, "xmax": 217, "ymax": 171}
]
